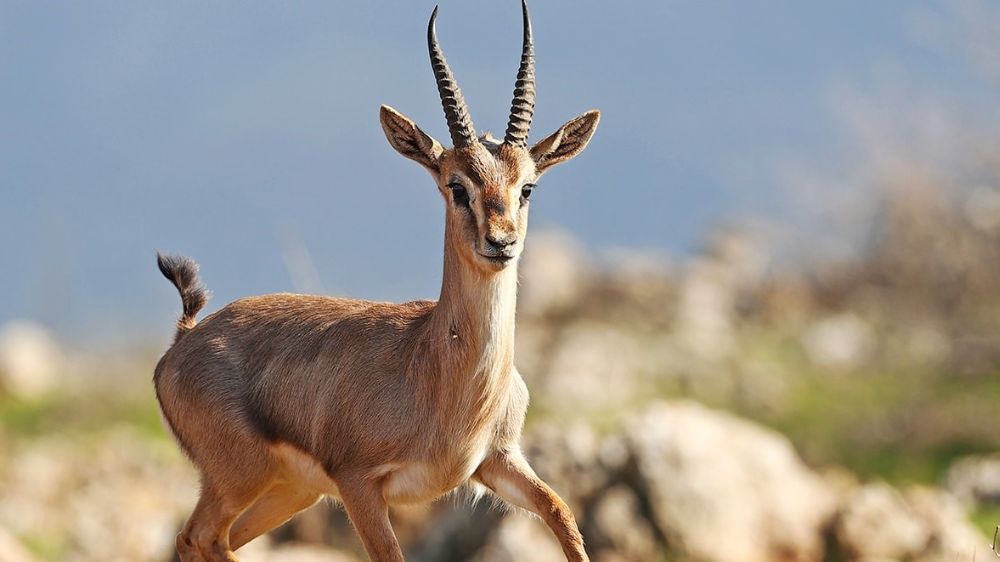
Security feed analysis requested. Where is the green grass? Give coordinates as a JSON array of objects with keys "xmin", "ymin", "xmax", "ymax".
[
  {"xmin": 0, "ymin": 394, "xmax": 61, "ymax": 435},
  {"xmin": 757, "ymin": 367, "xmax": 1000, "ymax": 484},
  {"xmin": 20, "ymin": 532, "xmax": 67, "ymax": 562},
  {"xmin": 970, "ymin": 505, "xmax": 1000, "ymax": 536},
  {"xmin": 0, "ymin": 387, "xmax": 169, "ymax": 442}
]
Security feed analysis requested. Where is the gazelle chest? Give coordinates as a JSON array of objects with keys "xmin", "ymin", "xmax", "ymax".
[
  {"xmin": 381, "ymin": 430, "xmax": 492, "ymax": 505},
  {"xmin": 381, "ymin": 328, "xmax": 516, "ymax": 504}
]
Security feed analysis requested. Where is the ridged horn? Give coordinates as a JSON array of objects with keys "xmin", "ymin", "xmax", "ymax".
[
  {"xmin": 428, "ymin": 6, "xmax": 477, "ymax": 148},
  {"xmin": 503, "ymin": 0, "xmax": 535, "ymax": 146}
]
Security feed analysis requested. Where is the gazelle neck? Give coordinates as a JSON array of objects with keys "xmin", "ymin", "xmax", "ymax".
[{"xmin": 431, "ymin": 224, "xmax": 518, "ymax": 375}]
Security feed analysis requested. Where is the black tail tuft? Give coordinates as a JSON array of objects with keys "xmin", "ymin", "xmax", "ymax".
[{"xmin": 157, "ymin": 252, "xmax": 210, "ymax": 342}]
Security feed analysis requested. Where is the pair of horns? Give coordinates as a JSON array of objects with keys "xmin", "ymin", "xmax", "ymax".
[{"xmin": 428, "ymin": 0, "xmax": 535, "ymax": 148}]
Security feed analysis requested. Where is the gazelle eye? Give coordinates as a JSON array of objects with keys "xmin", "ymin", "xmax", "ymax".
[
  {"xmin": 448, "ymin": 183, "xmax": 470, "ymax": 207},
  {"xmin": 520, "ymin": 183, "xmax": 536, "ymax": 202}
]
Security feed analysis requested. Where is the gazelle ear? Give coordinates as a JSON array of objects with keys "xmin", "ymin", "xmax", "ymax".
[
  {"xmin": 529, "ymin": 110, "xmax": 600, "ymax": 174},
  {"xmin": 380, "ymin": 105, "xmax": 444, "ymax": 173}
]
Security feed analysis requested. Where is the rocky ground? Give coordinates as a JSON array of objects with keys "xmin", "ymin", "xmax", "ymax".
[{"xmin": 0, "ymin": 397, "xmax": 996, "ymax": 562}]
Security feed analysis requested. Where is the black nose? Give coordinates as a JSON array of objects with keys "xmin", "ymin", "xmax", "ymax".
[{"xmin": 485, "ymin": 234, "xmax": 516, "ymax": 251}]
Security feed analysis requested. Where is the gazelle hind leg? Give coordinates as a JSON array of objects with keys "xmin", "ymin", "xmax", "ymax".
[
  {"xmin": 229, "ymin": 482, "xmax": 322, "ymax": 551},
  {"xmin": 177, "ymin": 477, "xmax": 273, "ymax": 562},
  {"xmin": 173, "ymin": 423, "xmax": 277, "ymax": 562}
]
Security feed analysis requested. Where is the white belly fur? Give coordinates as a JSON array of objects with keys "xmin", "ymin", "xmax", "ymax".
[
  {"xmin": 269, "ymin": 442, "xmax": 489, "ymax": 505},
  {"xmin": 382, "ymin": 443, "xmax": 489, "ymax": 504},
  {"xmin": 271, "ymin": 443, "xmax": 341, "ymax": 497}
]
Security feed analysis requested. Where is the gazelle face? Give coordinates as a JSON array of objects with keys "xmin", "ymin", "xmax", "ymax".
[
  {"xmin": 380, "ymin": 106, "xmax": 600, "ymax": 275},
  {"xmin": 378, "ymin": 1, "xmax": 600, "ymax": 275},
  {"xmin": 436, "ymin": 139, "xmax": 536, "ymax": 272}
]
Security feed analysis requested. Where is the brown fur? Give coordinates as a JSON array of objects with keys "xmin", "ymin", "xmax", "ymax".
[{"xmin": 156, "ymin": 51, "xmax": 599, "ymax": 562}]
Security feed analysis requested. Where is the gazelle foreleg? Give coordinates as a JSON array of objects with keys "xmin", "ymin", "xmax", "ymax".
[
  {"xmin": 474, "ymin": 450, "xmax": 589, "ymax": 562},
  {"xmin": 338, "ymin": 477, "xmax": 405, "ymax": 562}
]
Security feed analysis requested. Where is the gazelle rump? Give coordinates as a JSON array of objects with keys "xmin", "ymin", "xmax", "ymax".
[{"xmin": 154, "ymin": 2, "xmax": 600, "ymax": 561}]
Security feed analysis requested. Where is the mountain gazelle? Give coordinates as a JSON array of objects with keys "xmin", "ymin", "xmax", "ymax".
[{"xmin": 154, "ymin": 2, "xmax": 600, "ymax": 561}]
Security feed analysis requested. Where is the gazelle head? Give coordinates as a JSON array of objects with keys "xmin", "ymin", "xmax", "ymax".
[{"xmin": 380, "ymin": 0, "xmax": 600, "ymax": 274}]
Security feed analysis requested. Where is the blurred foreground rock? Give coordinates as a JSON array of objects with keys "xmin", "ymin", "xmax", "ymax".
[
  {"xmin": 0, "ymin": 400, "xmax": 989, "ymax": 562},
  {"xmin": 834, "ymin": 483, "xmax": 930, "ymax": 560},
  {"xmin": 0, "ymin": 429, "xmax": 194, "ymax": 562},
  {"xmin": 945, "ymin": 453, "xmax": 1000, "ymax": 506},
  {"xmin": 625, "ymin": 401, "xmax": 836, "ymax": 562},
  {"xmin": 585, "ymin": 485, "xmax": 658, "ymax": 562},
  {"xmin": 406, "ymin": 401, "xmax": 987, "ymax": 562},
  {"xmin": 834, "ymin": 483, "xmax": 988, "ymax": 562}
]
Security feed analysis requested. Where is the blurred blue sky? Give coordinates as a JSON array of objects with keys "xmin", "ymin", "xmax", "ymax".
[{"xmin": 1, "ymin": 1, "xmax": 995, "ymax": 342}]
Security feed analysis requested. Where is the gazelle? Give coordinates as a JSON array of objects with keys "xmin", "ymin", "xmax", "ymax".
[{"xmin": 154, "ymin": 2, "xmax": 599, "ymax": 561}]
